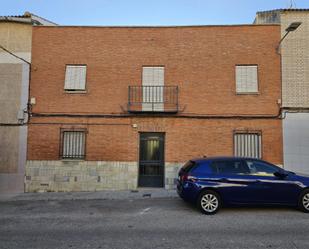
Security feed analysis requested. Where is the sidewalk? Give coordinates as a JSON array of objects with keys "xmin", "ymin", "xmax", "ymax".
[{"xmin": 0, "ymin": 188, "xmax": 178, "ymax": 202}]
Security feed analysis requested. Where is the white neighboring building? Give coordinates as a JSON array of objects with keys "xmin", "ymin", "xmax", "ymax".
[{"xmin": 255, "ymin": 9, "xmax": 309, "ymax": 174}]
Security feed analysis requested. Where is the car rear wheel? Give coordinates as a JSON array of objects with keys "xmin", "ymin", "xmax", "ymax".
[
  {"xmin": 197, "ymin": 190, "xmax": 221, "ymax": 215},
  {"xmin": 299, "ymin": 190, "xmax": 309, "ymax": 213}
]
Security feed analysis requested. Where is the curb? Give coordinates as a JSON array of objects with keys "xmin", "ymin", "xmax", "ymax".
[{"xmin": 0, "ymin": 189, "xmax": 178, "ymax": 202}]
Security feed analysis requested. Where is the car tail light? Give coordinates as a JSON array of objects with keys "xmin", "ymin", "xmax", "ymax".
[
  {"xmin": 180, "ymin": 173, "xmax": 197, "ymax": 182},
  {"xmin": 180, "ymin": 174, "xmax": 188, "ymax": 182}
]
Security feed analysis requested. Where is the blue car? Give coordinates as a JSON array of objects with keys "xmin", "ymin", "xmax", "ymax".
[{"xmin": 177, "ymin": 157, "xmax": 309, "ymax": 214}]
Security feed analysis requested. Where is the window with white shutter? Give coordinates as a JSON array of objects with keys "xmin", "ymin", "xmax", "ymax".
[
  {"xmin": 64, "ymin": 65, "xmax": 87, "ymax": 91},
  {"xmin": 142, "ymin": 67, "xmax": 164, "ymax": 86},
  {"xmin": 234, "ymin": 132, "xmax": 262, "ymax": 159},
  {"xmin": 142, "ymin": 66, "xmax": 164, "ymax": 111},
  {"xmin": 235, "ymin": 65, "xmax": 258, "ymax": 93}
]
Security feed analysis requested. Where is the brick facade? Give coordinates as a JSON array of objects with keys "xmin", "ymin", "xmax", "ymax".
[
  {"xmin": 27, "ymin": 25, "xmax": 282, "ymax": 192},
  {"xmin": 28, "ymin": 117, "xmax": 282, "ymax": 163}
]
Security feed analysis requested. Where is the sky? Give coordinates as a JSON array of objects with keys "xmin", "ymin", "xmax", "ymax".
[{"xmin": 1, "ymin": 0, "xmax": 309, "ymax": 26}]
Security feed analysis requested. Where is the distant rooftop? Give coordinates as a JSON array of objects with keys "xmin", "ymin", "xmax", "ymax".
[
  {"xmin": 256, "ymin": 8, "xmax": 309, "ymax": 14},
  {"xmin": 0, "ymin": 11, "xmax": 57, "ymax": 26},
  {"xmin": 254, "ymin": 8, "xmax": 309, "ymax": 24}
]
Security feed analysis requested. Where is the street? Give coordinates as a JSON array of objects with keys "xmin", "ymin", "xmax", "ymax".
[{"xmin": 1, "ymin": 197, "xmax": 309, "ymax": 249}]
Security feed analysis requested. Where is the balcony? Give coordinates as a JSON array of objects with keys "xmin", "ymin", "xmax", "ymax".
[{"xmin": 128, "ymin": 86, "xmax": 179, "ymax": 113}]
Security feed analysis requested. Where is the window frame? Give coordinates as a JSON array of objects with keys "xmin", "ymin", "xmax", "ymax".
[
  {"xmin": 233, "ymin": 130, "xmax": 262, "ymax": 159},
  {"xmin": 235, "ymin": 64, "xmax": 259, "ymax": 95},
  {"xmin": 64, "ymin": 64, "xmax": 88, "ymax": 93},
  {"xmin": 59, "ymin": 128, "xmax": 87, "ymax": 160}
]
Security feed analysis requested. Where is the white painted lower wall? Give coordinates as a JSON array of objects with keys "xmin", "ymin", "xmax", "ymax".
[{"xmin": 283, "ymin": 112, "xmax": 309, "ymax": 174}]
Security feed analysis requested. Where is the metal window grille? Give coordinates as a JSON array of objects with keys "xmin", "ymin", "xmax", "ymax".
[
  {"xmin": 234, "ymin": 133, "xmax": 261, "ymax": 158},
  {"xmin": 64, "ymin": 65, "xmax": 86, "ymax": 91},
  {"xmin": 236, "ymin": 65, "xmax": 258, "ymax": 93},
  {"xmin": 62, "ymin": 131, "xmax": 85, "ymax": 159}
]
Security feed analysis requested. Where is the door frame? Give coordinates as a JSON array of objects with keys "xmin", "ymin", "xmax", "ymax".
[{"xmin": 138, "ymin": 132, "xmax": 165, "ymax": 188}]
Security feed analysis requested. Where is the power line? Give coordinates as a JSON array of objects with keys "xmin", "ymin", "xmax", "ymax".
[{"xmin": 0, "ymin": 45, "xmax": 31, "ymax": 65}]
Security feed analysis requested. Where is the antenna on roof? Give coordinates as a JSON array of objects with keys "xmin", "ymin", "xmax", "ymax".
[{"xmin": 288, "ymin": 0, "xmax": 296, "ymax": 9}]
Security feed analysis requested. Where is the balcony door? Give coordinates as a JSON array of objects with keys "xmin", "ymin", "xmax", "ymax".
[
  {"xmin": 142, "ymin": 66, "xmax": 164, "ymax": 111},
  {"xmin": 139, "ymin": 133, "xmax": 165, "ymax": 187}
]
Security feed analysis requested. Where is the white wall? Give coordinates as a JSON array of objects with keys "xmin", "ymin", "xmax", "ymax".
[{"xmin": 283, "ymin": 112, "xmax": 309, "ymax": 174}]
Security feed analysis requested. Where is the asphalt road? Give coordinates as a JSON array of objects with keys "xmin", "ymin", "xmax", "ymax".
[{"xmin": 0, "ymin": 197, "xmax": 309, "ymax": 249}]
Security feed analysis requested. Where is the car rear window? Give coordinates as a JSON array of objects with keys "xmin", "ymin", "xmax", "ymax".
[
  {"xmin": 181, "ymin": 161, "xmax": 196, "ymax": 173},
  {"xmin": 210, "ymin": 160, "xmax": 250, "ymax": 174},
  {"xmin": 191, "ymin": 162, "xmax": 213, "ymax": 174}
]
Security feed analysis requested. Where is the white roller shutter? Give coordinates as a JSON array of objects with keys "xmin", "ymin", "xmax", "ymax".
[
  {"xmin": 64, "ymin": 65, "xmax": 87, "ymax": 91},
  {"xmin": 142, "ymin": 66, "xmax": 164, "ymax": 111},
  {"xmin": 236, "ymin": 65, "xmax": 258, "ymax": 93}
]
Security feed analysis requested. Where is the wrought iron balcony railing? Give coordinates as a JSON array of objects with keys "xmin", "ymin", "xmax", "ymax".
[{"xmin": 128, "ymin": 86, "xmax": 179, "ymax": 113}]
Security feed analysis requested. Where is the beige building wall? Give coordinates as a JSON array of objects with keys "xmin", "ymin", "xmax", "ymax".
[
  {"xmin": 0, "ymin": 22, "xmax": 32, "ymax": 52},
  {"xmin": 280, "ymin": 11, "xmax": 309, "ymax": 174},
  {"xmin": 0, "ymin": 64, "xmax": 23, "ymax": 123},
  {"xmin": 0, "ymin": 22, "xmax": 31, "ymax": 192},
  {"xmin": 255, "ymin": 10, "xmax": 309, "ymax": 108},
  {"xmin": 281, "ymin": 12, "xmax": 309, "ymax": 108},
  {"xmin": 255, "ymin": 10, "xmax": 309, "ymax": 174}
]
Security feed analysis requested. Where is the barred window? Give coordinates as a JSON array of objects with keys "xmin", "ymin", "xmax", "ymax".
[
  {"xmin": 64, "ymin": 65, "xmax": 87, "ymax": 91},
  {"xmin": 234, "ymin": 132, "xmax": 261, "ymax": 159},
  {"xmin": 61, "ymin": 131, "xmax": 86, "ymax": 159},
  {"xmin": 236, "ymin": 65, "xmax": 258, "ymax": 93}
]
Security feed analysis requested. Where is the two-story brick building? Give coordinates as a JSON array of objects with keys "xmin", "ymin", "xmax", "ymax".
[{"xmin": 26, "ymin": 24, "xmax": 283, "ymax": 192}]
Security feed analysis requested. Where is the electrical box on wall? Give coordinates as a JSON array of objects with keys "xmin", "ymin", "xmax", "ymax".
[{"xmin": 30, "ymin": 97, "xmax": 36, "ymax": 105}]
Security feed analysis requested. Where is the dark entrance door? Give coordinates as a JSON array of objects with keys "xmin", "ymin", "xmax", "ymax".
[{"xmin": 139, "ymin": 133, "xmax": 165, "ymax": 187}]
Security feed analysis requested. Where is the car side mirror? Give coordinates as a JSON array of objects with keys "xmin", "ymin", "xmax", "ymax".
[{"xmin": 274, "ymin": 171, "xmax": 288, "ymax": 178}]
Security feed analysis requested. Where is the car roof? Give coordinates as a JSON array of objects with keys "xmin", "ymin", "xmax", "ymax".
[{"xmin": 191, "ymin": 156, "xmax": 260, "ymax": 164}]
